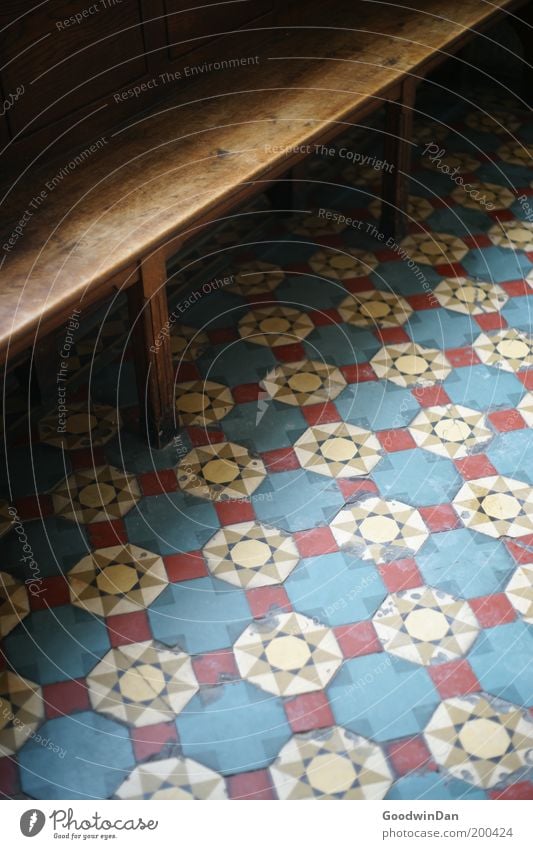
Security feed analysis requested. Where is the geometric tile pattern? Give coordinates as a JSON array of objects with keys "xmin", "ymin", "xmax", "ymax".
[
  {"xmin": 496, "ymin": 141, "xmax": 533, "ymax": 166},
  {"xmin": 505, "ymin": 564, "xmax": 533, "ymax": 623},
  {"xmin": 270, "ymin": 726, "xmax": 393, "ymax": 799},
  {"xmin": 175, "ymin": 380, "xmax": 234, "ymax": 426},
  {"xmin": 421, "ymin": 151, "xmax": 481, "ymax": 175},
  {"xmin": 371, "ymin": 342, "xmax": 451, "ymax": 387},
  {"xmin": 0, "ymin": 499, "xmax": 14, "ymax": 538},
  {"xmin": 68, "ymin": 544, "xmax": 168, "ymax": 617},
  {"xmin": 453, "ymin": 475, "xmax": 533, "ymax": 539},
  {"xmin": 52, "ymin": 465, "xmax": 141, "ymax": 524},
  {"xmin": 203, "ymin": 521, "xmax": 299, "ymax": 588},
  {"xmin": 176, "ymin": 441, "xmax": 266, "ymax": 500},
  {"xmin": 408, "ymin": 404, "xmax": 492, "ymax": 459},
  {"xmin": 488, "ymin": 220, "xmax": 533, "ymax": 252},
  {"xmin": 233, "ymin": 612, "xmax": 343, "ymax": 696},
  {"xmin": 261, "ymin": 359, "xmax": 347, "ymax": 406},
  {"xmin": 38, "ymin": 402, "xmax": 121, "ymax": 449},
  {"xmin": 517, "ymin": 392, "xmax": 533, "ymax": 427},
  {"xmin": 230, "ymin": 260, "xmax": 285, "ymax": 295},
  {"xmin": 330, "ymin": 496, "xmax": 429, "ymax": 562},
  {"xmin": 424, "ymin": 695, "xmax": 533, "ymax": 788},
  {"xmin": 399, "ymin": 232, "xmax": 469, "ymax": 265},
  {"xmin": 450, "ymin": 182, "xmax": 515, "ymax": 211},
  {"xmin": 0, "ymin": 671, "xmax": 44, "ymax": 756},
  {"xmin": 433, "ymin": 277, "xmax": 508, "ymax": 315},
  {"xmin": 465, "ymin": 110, "xmax": 521, "ymax": 135},
  {"xmin": 238, "ymin": 305, "xmax": 314, "ymax": 347},
  {"xmin": 115, "ymin": 757, "xmax": 228, "ymax": 799},
  {"xmin": 170, "ymin": 324, "xmax": 209, "ymax": 362},
  {"xmin": 473, "ymin": 329, "xmax": 533, "ymax": 373},
  {"xmin": 87, "ymin": 641, "xmax": 198, "ymax": 726},
  {"xmin": 337, "ymin": 290, "xmax": 413, "ymax": 327},
  {"xmin": 0, "ymin": 572, "xmax": 29, "ymax": 637},
  {"xmin": 373, "ymin": 586, "xmax": 480, "ymax": 665},
  {"xmin": 308, "ymin": 248, "xmax": 379, "ymax": 280},
  {"xmin": 294, "ymin": 422, "xmax": 382, "ymax": 478}
]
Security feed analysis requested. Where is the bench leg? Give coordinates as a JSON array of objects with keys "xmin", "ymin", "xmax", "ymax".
[
  {"xmin": 127, "ymin": 252, "xmax": 176, "ymax": 448},
  {"xmin": 381, "ymin": 79, "xmax": 417, "ymax": 241}
]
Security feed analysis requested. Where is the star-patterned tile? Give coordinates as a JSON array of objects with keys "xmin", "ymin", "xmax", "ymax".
[
  {"xmin": 497, "ymin": 141, "xmax": 533, "ymax": 166},
  {"xmin": 285, "ymin": 212, "xmax": 347, "ymax": 237},
  {"xmin": 308, "ymin": 248, "xmax": 378, "ymax": 280},
  {"xmin": 330, "ymin": 496, "xmax": 429, "ymax": 563},
  {"xmin": 0, "ymin": 572, "xmax": 30, "ymax": 637},
  {"xmin": 233, "ymin": 611, "xmax": 343, "ymax": 696},
  {"xmin": 517, "ymin": 392, "xmax": 533, "ymax": 427},
  {"xmin": 413, "ymin": 118, "xmax": 449, "ymax": 144},
  {"xmin": 488, "ymin": 220, "xmax": 533, "ymax": 252},
  {"xmin": 68, "ymin": 544, "xmax": 168, "ymax": 617},
  {"xmin": 38, "ymin": 402, "xmax": 121, "ymax": 449},
  {"xmin": 372, "ymin": 586, "xmax": 480, "ymax": 665},
  {"xmin": 341, "ymin": 163, "xmax": 381, "ymax": 190},
  {"xmin": 170, "ymin": 324, "xmax": 209, "ymax": 362},
  {"xmin": 433, "ymin": 277, "xmax": 508, "ymax": 314},
  {"xmin": 369, "ymin": 195, "xmax": 434, "ymax": 223},
  {"xmin": 261, "ymin": 359, "xmax": 347, "ymax": 407},
  {"xmin": 337, "ymin": 289, "xmax": 413, "ymax": 328},
  {"xmin": 0, "ymin": 671, "xmax": 44, "ymax": 756},
  {"xmin": 52, "ymin": 465, "xmax": 141, "ymax": 524},
  {"xmin": 421, "ymin": 151, "xmax": 480, "ymax": 174},
  {"xmin": 270, "ymin": 726, "xmax": 393, "ymax": 799},
  {"xmin": 453, "ymin": 474, "xmax": 533, "ymax": 539},
  {"xmin": 238, "ymin": 305, "xmax": 314, "ymax": 347},
  {"xmin": 87, "ymin": 641, "xmax": 198, "ymax": 726},
  {"xmin": 175, "ymin": 380, "xmax": 234, "ymax": 426},
  {"xmin": 505, "ymin": 563, "xmax": 533, "ymax": 624},
  {"xmin": 408, "ymin": 404, "xmax": 493, "ymax": 459},
  {"xmin": 399, "ymin": 232, "xmax": 469, "ymax": 266},
  {"xmin": 115, "ymin": 757, "xmax": 227, "ymax": 799},
  {"xmin": 203, "ymin": 520, "xmax": 299, "ymax": 588},
  {"xmin": 464, "ymin": 109, "xmax": 522, "ymax": 135},
  {"xmin": 176, "ymin": 441, "xmax": 266, "ymax": 501},
  {"xmin": 450, "ymin": 181, "xmax": 515, "ymax": 211},
  {"xmin": 294, "ymin": 421, "xmax": 381, "ymax": 478},
  {"xmin": 0, "ymin": 499, "xmax": 14, "ymax": 538},
  {"xmin": 424, "ymin": 694, "xmax": 533, "ymax": 788},
  {"xmin": 229, "ymin": 260, "xmax": 285, "ymax": 295},
  {"xmin": 473, "ymin": 328, "xmax": 533, "ymax": 373},
  {"xmin": 371, "ymin": 342, "xmax": 451, "ymax": 387}
]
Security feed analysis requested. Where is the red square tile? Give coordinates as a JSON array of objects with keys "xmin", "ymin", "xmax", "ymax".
[
  {"xmin": 192, "ymin": 648, "xmax": 239, "ymax": 686},
  {"xmin": 70, "ymin": 448, "xmax": 106, "ymax": 470},
  {"xmin": 505, "ymin": 539, "xmax": 533, "ymax": 564},
  {"xmin": 0, "ymin": 757, "xmax": 20, "ymax": 798},
  {"xmin": 428, "ymin": 659, "xmax": 481, "ymax": 699},
  {"xmin": 88, "ymin": 519, "xmax": 127, "ymax": 548},
  {"xmin": 518, "ymin": 370, "xmax": 533, "ymax": 391},
  {"xmin": 29, "ymin": 576, "xmax": 70, "ymax": 611},
  {"xmin": 215, "ymin": 499, "xmax": 255, "ymax": 525},
  {"xmin": 208, "ymin": 327, "xmax": 238, "ymax": 345},
  {"xmin": 261, "ymin": 447, "xmax": 300, "ymax": 473},
  {"xmin": 228, "ymin": 769, "xmax": 275, "ymax": 800},
  {"xmin": 139, "ymin": 469, "xmax": 178, "ymax": 496},
  {"xmin": 273, "ymin": 343, "xmax": 306, "ymax": 363},
  {"xmin": 434, "ymin": 262, "xmax": 467, "ymax": 278},
  {"xmin": 406, "ymin": 294, "xmax": 439, "ymax": 311},
  {"xmin": 246, "ymin": 586, "xmax": 291, "ymax": 619},
  {"xmin": 232, "ymin": 383, "xmax": 261, "ymax": 404},
  {"xmin": 490, "ymin": 781, "xmax": 533, "ymax": 801},
  {"xmin": 284, "ymin": 692, "xmax": 334, "ymax": 733},
  {"xmin": 339, "ymin": 363, "xmax": 377, "ymax": 383},
  {"xmin": 308, "ymin": 308, "xmax": 341, "ymax": 326},
  {"xmin": 418, "ymin": 504, "xmax": 461, "ymax": 533},
  {"xmin": 377, "ymin": 429, "xmax": 416, "ymax": 452},
  {"xmin": 107, "ymin": 610, "xmax": 151, "ymax": 647},
  {"xmin": 343, "ymin": 277, "xmax": 375, "ymax": 294},
  {"xmin": 302, "ymin": 402, "xmax": 340, "ymax": 426},
  {"xmin": 489, "ymin": 208, "xmax": 515, "ymax": 222},
  {"xmin": 43, "ymin": 678, "xmax": 90, "ymax": 719},
  {"xmin": 185, "ymin": 427, "xmax": 226, "ymax": 446},
  {"xmin": 378, "ymin": 558, "xmax": 423, "ymax": 592},
  {"xmin": 387, "ymin": 736, "xmax": 436, "ymax": 776},
  {"xmin": 374, "ymin": 327, "xmax": 411, "ymax": 345},
  {"xmin": 164, "ymin": 551, "xmax": 208, "ymax": 582},
  {"xmin": 14, "ymin": 494, "xmax": 53, "ymax": 521},
  {"xmin": 488, "ymin": 409, "xmax": 527, "ymax": 432},
  {"xmin": 445, "ymin": 346, "xmax": 480, "ymax": 368},
  {"xmin": 501, "ymin": 279, "xmax": 532, "ymax": 298},
  {"xmin": 474, "ymin": 313, "xmax": 507, "ymax": 331},
  {"xmin": 294, "ymin": 527, "xmax": 338, "ymax": 557},
  {"xmin": 469, "ymin": 593, "xmax": 516, "ymax": 628},
  {"xmin": 412, "ymin": 385, "xmax": 451, "ymax": 407},
  {"xmin": 130, "ymin": 722, "xmax": 178, "ymax": 761},
  {"xmin": 175, "ymin": 362, "xmax": 201, "ymax": 382},
  {"xmin": 454, "ymin": 454, "xmax": 498, "ymax": 480},
  {"xmin": 463, "ymin": 234, "xmax": 492, "ymax": 249},
  {"xmin": 375, "ymin": 248, "xmax": 400, "ymax": 263},
  {"xmin": 333, "ymin": 621, "xmax": 382, "ymax": 658},
  {"xmin": 338, "ymin": 478, "xmax": 378, "ymax": 501}
]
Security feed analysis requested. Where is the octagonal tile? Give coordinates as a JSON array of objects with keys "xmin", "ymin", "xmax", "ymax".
[
  {"xmin": 203, "ymin": 520, "xmax": 299, "ymax": 588},
  {"xmin": 308, "ymin": 248, "xmax": 378, "ymax": 281},
  {"xmin": 175, "ymin": 380, "xmax": 233, "ymax": 426},
  {"xmin": 170, "ymin": 324, "xmax": 209, "ymax": 363},
  {"xmin": 473, "ymin": 328, "xmax": 533, "ymax": 373},
  {"xmin": 38, "ymin": 402, "xmax": 121, "ymax": 450},
  {"xmin": 330, "ymin": 496, "xmax": 429, "ymax": 563},
  {"xmin": 399, "ymin": 232, "xmax": 469, "ymax": 266},
  {"xmin": 261, "ymin": 359, "xmax": 346, "ymax": 407},
  {"xmin": 52, "ymin": 465, "xmax": 141, "ymax": 524},
  {"xmin": 497, "ymin": 141, "xmax": 533, "ymax": 166},
  {"xmin": 408, "ymin": 403, "xmax": 492, "ymax": 459},
  {"xmin": 453, "ymin": 474, "xmax": 533, "ymax": 539},
  {"xmin": 505, "ymin": 563, "xmax": 533, "ymax": 624},
  {"xmin": 421, "ymin": 151, "xmax": 481, "ymax": 174},
  {"xmin": 115, "ymin": 757, "xmax": 227, "ymax": 799},
  {"xmin": 451, "ymin": 181, "xmax": 515, "ymax": 211},
  {"xmin": 371, "ymin": 342, "xmax": 451, "ymax": 387},
  {"xmin": 488, "ymin": 220, "xmax": 533, "ymax": 252},
  {"xmin": 238, "ymin": 305, "xmax": 314, "ymax": 347},
  {"xmin": 229, "ymin": 260, "xmax": 284, "ymax": 295},
  {"xmin": 433, "ymin": 277, "xmax": 508, "ymax": 315},
  {"xmin": 294, "ymin": 421, "xmax": 381, "ymax": 478},
  {"xmin": 0, "ymin": 670, "xmax": 44, "ymax": 756},
  {"xmin": 0, "ymin": 572, "xmax": 30, "ymax": 638},
  {"xmin": 176, "ymin": 441, "xmax": 266, "ymax": 501},
  {"xmin": 338, "ymin": 289, "xmax": 413, "ymax": 328}
]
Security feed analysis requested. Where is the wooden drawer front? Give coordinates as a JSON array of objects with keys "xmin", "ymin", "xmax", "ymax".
[
  {"xmin": 0, "ymin": 1, "xmax": 148, "ymax": 137},
  {"xmin": 165, "ymin": 0, "xmax": 273, "ymax": 59}
]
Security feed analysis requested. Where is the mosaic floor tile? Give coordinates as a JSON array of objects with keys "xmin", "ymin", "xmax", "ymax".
[
  {"xmin": 0, "ymin": 671, "xmax": 44, "ymax": 756},
  {"xmin": 400, "ymin": 232, "xmax": 469, "ymax": 266},
  {"xmin": 229, "ymin": 260, "xmax": 285, "ymax": 295},
  {"xmin": 473, "ymin": 328, "xmax": 533, "ymax": 373},
  {"xmin": 176, "ymin": 441, "xmax": 266, "ymax": 501},
  {"xmin": 233, "ymin": 611, "xmax": 342, "ymax": 696},
  {"xmin": 338, "ymin": 290, "xmax": 413, "ymax": 328},
  {"xmin": 170, "ymin": 324, "xmax": 209, "ymax": 362},
  {"xmin": 468, "ymin": 620, "xmax": 533, "ymax": 706},
  {"xmin": 369, "ymin": 195, "xmax": 434, "ymax": 223},
  {"xmin": 175, "ymin": 380, "xmax": 233, "ymax": 426},
  {"xmin": 52, "ymin": 465, "xmax": 141, "ymax": 524},
  {"xmin": 87, "ymin": 641, "xmax": 198, "ymax": 726},
  {"xmin": 465, "ymin": 110, "xmax": 522, "ymax": 135},
  {"xmin": 115, "ymin": 757, "xmax": 227, "ymax": 799},
  {"xmin": 285, "ymin": 212, "xmax": 347, "ymax": 237},
  {"xmin": 497, "ymin": 141, "xmax": 533, "ymax": 166},
  {"xmin": 424, "ymin": 694, "xmax": 533, "ymax": 788},
  {"xmin": 450, "ymin": 181, "xmax": 515, "ymax": 211},
  {"xmin": 68, "ymin": 544, "xmax": 168, "ymax": 617},
  {"xmin": 308, "ymin": 248, "xmax": 378, "ymax": 280},
  {"xmin": 270, "ymin": 726, "xmax": 392, "ymax": 799},
  {"xmin": 38, "ymin": 402, "xmax": 121, "ymax": 449},
  {"xmin": 203, "ymin": 521, "xmax": 299, "ymax": 588},
  {"xmin": 340, "ymin": 163, "xmax": 381, "ymax": 190},
  {"xmin": 370, "ymin": 342, "xmax": 451, "ymax": 387},
  {"xmin": 433, "ymin": 277, "xmax": 508, "ymax": 314},
  {"xmin": 453, "ymin": 474, "xmax": 533, "ymax": 539},
  {"xmin": 488, "ymin": 220, "xmax": 533, "ymax": 252},
  {"xmin": 261, "ymin": 359, "xmax": 347, "ymax": 407},
  {"xmin": 0, "ymin": 499, "xmax": 14, "ymax": 538},
  {"xmin": 413, "ymin": 118, "xmax": 449, "ymax": 144},
  {"xmin": 505, "ymin": 563, "xmax": 533, "ymax": 623},
  {"xmin": 421, "ymin": 151, "xmax": 481, "ymax": 174},
  {"xmin": 373, "ymin": 587, "xmax": 480, "ymax": 666},
  {"xmin": 408, "ymin": 403, "xmax": 492, "ymax": 459},
  {"xmin": 238, "ymin": 305, "xmax": 314, "ymax": 347},
  {"xmin": 294, "ymin": 421, "xmax": 381, "ymax": 478},
  {"xmin": 330, "ymin": 496, "xmax": 429, "ymax": 563},
  {"xmin": 0, "ymin": 571, "xmax": 30, "ymax": 637}
]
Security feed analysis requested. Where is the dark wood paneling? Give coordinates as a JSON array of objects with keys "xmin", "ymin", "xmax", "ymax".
[{"xmin": 164, "ymin": 0, "xmax": 273, "ymax": 59}]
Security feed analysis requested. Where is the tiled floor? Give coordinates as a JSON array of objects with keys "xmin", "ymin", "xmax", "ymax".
[{"xmin": 1, "ymin": 83, "xmax": 533, "ymax": 800}]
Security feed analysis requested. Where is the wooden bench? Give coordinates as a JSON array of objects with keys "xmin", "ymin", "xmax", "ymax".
[{"xmin": 0, "ymin": 0, "xmax": 529, "ymax": 446}]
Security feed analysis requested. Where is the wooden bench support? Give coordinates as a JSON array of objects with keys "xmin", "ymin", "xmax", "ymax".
[
  {"xmin": 381, "ymin": 79, "xmax": 417, "ymax": 242},
  {"xmin": 127, "ymin": 252, "xmax": 176, "ymax": 448}
]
